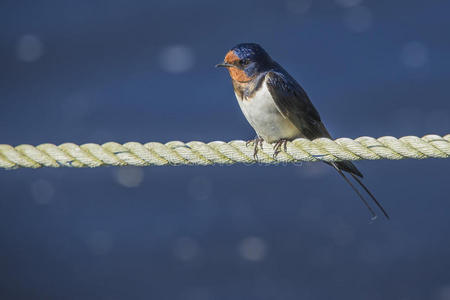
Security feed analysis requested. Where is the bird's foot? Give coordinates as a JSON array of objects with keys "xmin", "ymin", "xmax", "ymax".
[
  {"xmin": 273, "ymin": 139, "xmax": 289, "ymax": 158},
  {"xmin": 246, "ymin": 137, "xmax": 264, "ymax": 160}
]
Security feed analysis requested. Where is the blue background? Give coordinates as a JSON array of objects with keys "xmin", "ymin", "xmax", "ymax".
[{"xmin": 1, "ymin": 0, "xmax": 449, "ymax": 299}]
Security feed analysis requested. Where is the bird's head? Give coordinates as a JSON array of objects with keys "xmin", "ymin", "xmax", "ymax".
[{"xmin": 216, "ymin": 43, "xmax": 272, "ymax": 82}]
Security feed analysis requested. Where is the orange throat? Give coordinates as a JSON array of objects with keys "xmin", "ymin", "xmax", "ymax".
[
  {"xmin": 228, "ymin": 68, "xmax": 251, "ymax": 82},
  {"xmin": 224, "ymin": 50, "xmax": 252, "ymax": 82}
]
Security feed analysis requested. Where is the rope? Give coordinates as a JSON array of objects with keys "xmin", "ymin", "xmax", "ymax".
[{"xmin": 0, "ymin": 134, "xmax": 449, "ymax": 170}]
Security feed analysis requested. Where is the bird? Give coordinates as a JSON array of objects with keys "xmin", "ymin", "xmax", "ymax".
[{"xmin": 216, "ymin": 43, "xmax": 389, "ymax": 220}]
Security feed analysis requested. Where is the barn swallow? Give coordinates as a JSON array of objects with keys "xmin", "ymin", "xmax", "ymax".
[{"xmin": 216, "ymin": 43, "xmax": 389, "ymax": 220}]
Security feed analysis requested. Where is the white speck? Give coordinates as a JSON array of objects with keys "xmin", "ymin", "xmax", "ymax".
[
  {"xmin": 159, "ymin": 45, "xmax": 195, "ymax": 73},
  {"xmin": 173, "ymin": 237, "xmax": 200, "ymax": 261},
  {"xmin": 238, "ymin": 236, "xmax": 267, "ymax": 261},
  {"xmin": 16, "ymin": 34, "xmax": 44, "ymax": 62},
  {"xmin": 344, "ymin": 6, "xmax": 373, "ymax": 33},
  {"xmin": 187, "ymin": 176, "xmax": 212, "ymax": 201},
  {"xmin": 114, "ymin": 167, "xmax": 144, "ymax": 188},
  {"xmin": 87, "ymin": 230, "xmax": 113, "ymax": 255},
  {"xmin": 286, "ymin": 0, "xmax": 312, "ymax": 14},
  {"xmin": 335, "ymin": 0, "xmax": 363, "ymax": 8},
  {"xmin": 30, "ymin": 179, "xmax": 54, "ymax": 205},
  {"xmin": 401, "ymin": 41, "xmax": 429, "ymax": 68}
]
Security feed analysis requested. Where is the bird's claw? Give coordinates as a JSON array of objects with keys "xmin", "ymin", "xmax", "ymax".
[
  {"xmin": 246, "ymin": 137, "xmax": 264, "ymax": 160},
  {"xmin": 272, "ymin": 139, "xmax": 289, "ymax": 159}
]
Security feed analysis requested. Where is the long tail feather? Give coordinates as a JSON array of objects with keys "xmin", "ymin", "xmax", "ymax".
[
  {"xmin": 331, "ymin": 164, "xmax": 378, "ymax": 220},
  {"xmin": 350, "ymin": 174, "xmax": 390, "ymax": 219}
]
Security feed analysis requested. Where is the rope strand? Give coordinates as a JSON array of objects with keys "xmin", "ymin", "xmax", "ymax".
[{"xmin": 0, "ymin": 134, "xmax": 449, "ymax": 170}]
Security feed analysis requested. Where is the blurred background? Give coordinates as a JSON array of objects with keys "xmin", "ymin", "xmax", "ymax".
[{"xmin": 1, "ymin": 0, "xmax": 449, "ymax": 299}]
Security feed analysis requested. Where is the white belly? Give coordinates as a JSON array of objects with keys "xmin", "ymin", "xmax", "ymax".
[{"xmin": 236, "ymin": 81, "xmax": 300, "ymax": 143}]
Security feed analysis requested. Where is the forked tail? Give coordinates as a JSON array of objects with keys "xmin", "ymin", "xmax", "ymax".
[{"xmin": 329, "ymin": 161, "xmax": 390, "ymax": 220}]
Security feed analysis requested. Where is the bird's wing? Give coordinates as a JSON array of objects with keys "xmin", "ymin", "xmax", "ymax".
[
  {"xmin": 266, "ymin": 71, "xmax": 384, "ymax": 216},
  {"xmin": 266, "ymin": 71, "xmax": 364, "ymax": 178},
  {"xmin": 265, "ymin": 70, "xmax": 330, "ymax": 140}
]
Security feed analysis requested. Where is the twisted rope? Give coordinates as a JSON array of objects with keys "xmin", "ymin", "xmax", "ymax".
[{"xmin": 0, "ymin": 134, "xmax": 449, "ymax": 170}]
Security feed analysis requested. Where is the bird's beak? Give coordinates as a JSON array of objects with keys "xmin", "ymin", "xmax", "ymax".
[{"xmin": 215, "ymin": 62, "xmax": 234, "ymax": 68}]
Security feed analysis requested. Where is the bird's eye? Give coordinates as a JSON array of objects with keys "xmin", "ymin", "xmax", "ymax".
[{"xmin": 239, "ymin": 59, "xmax": 249, "ymax": 67}]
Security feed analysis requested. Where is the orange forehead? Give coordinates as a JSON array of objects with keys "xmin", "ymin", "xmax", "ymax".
[{"xmin": 224, "ymin": 50, "xmax": 239, "ymax": 63}]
